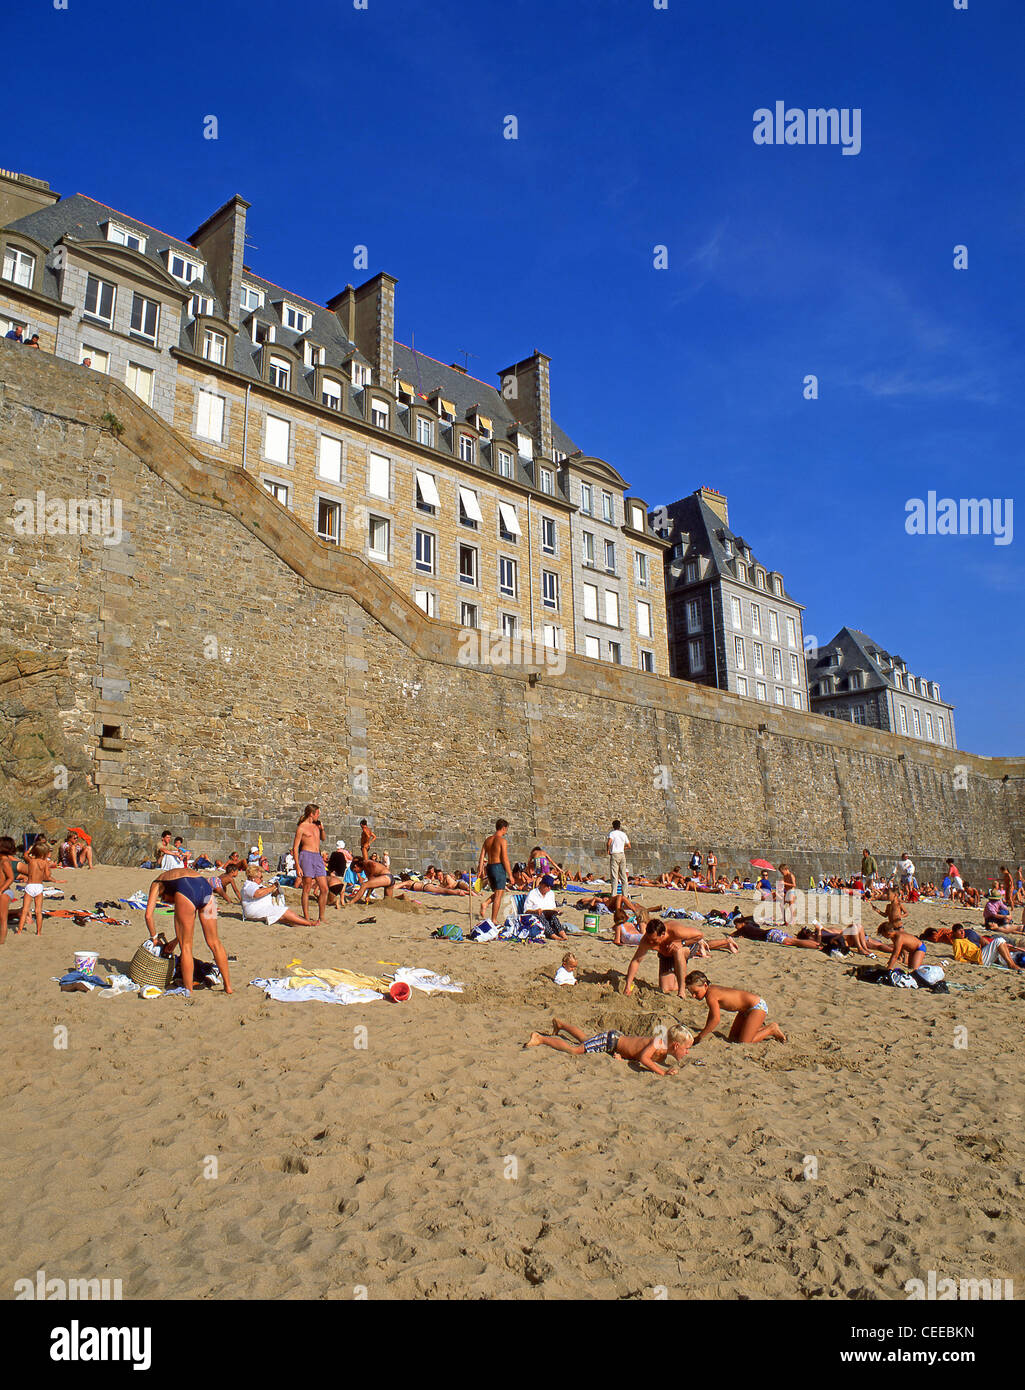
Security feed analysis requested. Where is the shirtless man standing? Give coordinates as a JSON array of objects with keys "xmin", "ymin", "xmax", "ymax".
[
  {"xmin": 478, "ymin": 818, "xmax": 512, "ymax": 923},
  {"xmin": 624, "ymin": 917, "xmax": 738, "ymax": 999},
  {"xmin": 292, "ymin": 804, "xmax": 328, "ymax": 925}
]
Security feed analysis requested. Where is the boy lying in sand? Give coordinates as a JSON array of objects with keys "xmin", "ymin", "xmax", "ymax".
[
  {"xmin": 526, "ymin": 1017, "xmax": 693, "ymax": 1075},
  {"xmin": 685, "ymin": 972, "xmax": 787, "ymax": 1044}
]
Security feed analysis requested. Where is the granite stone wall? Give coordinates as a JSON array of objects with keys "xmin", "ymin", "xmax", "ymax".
[{"xmin": 1, "ymin": 344, "xmax": 1022, "ymax": 886}]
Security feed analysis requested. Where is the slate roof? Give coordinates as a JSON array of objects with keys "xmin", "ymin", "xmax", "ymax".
[{"xmin": 659, "ymin": 492, "xmax": 802, "ymax": 606}]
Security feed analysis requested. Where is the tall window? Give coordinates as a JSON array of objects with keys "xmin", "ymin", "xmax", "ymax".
[
  {"xmin": 582, "ymin": 531, "xmax": 595, "ymax": 566},
  {"xmin": 608, "ymin": 641, "xmax": 621, "ymax": 664},
  {"xmin": 415, "ymin": 470, "xmax": 440, "ymax": 514},
  {"xmin": 899, "ymin": 705, "xmax": 909, "ymax": 734},
  {"xmin": 322, "ymin": 378, "xmax": 342, "ymax": 410},
  {"xmin": 84, "ymin": 274, "xmax": 116, "ymax": 325},
  {"xmin": 458, "ymin": 486, "xmax": 482, "ymax": 529},
  {"xmin": 689, "ymin": 639, "xmax": 704, "ymax": 673},
  {"xmin": 125, "ymin": 362, "xmax": 153, "ymax": 405},
  {"xmin": 264, "ymin": 415, "xmax": 290, "ymax": 464},
  {"xmin": 753, "ymin": 642, "xmax": 764, "ymax": 676},
  {"xmin": 772, "ymin": 649, "xmax": 783, "ymax": 681},
  {"xmin": 751, "ymin": 603, "xmax": 761, "ymax": 636},
  {"xmin": 458, "ymin": 545, "xmax": 478, "ymax": 586},
  {"xmin": 415, "ymin": 529, "xmax": 435, "ymax": 574},
  {"xmin": 498, "ymin": 503, "xmax": 520, "ymax": 542},
  {"xmin": 604, "ymin": 590, "xmax": 620, "ymax": 626},
  {"xmin": 580, "ymin": 483, "xmax": 593, "ymax": 514},
  {"xmin": 541, "ymin": 517, "xmax": 556, "ymax": 554},
  {"xmin": 912, "ymin": 708, "xmax": 921, "ymax": 737},
  {"xmin": 637, "ymin": 601, "xmax": 652, "ymax": 639},
  {"xmin": 583, "ymin": 583, "xmax": 599, "ymax": 621},
  {"xmin": 416, "ymin": 415, "xmax": 434, "ymax": 447},
  {"xmin": 317, "ymin": 499, "xmax": 341, "ymax": 543},
  {"xmin": 130, "ymin": 293, "xmax": 159, "ymax": 343},
  {"xmin": 734, "ymin": 636, "xmax": 745, "ymax": 670},
  {"xmin": 756, "ymin": 682, "xmax": 767, "ymax": 701},
  {"xmin": 542, "ymin": 570, "xmax": 559, "ymax": 610},
  {"xmin": 539, "ymin": 467, "xmax": 554, "ymax": 495},
  {"xmin": 789, "ymin": 653, "xmax": 800, "ymax": 684},
  {"xmin": 202, "ymin": 329, "xmax": 226, "ymax": 364},
  {"xmin": 459, "ymin": 434, "xmax": 475, "ymax": 463},
  {"xmin": 2, "ymin": 246, "xmax": 34, "ymax": 287},
  {"xmin": 686, "ymin": 599, "xmax": 701, "ymax": 633},
  {"xmin": 768, "ymin": 611, "xmax": 779, "ymax": 642},
  {"xmin": 792, "ymin": 692, "xmax": 803, "ymax": 710},
  {"xmin": 639, "ymin": 650, "xmax": 654, "ymax": 673},
  {"xmin": 602, "ymin": 491, "xmax": 614, "ymax": 522},
  {"xmin": 937, "ymin": 718, "xmax": 946, "ymax": 744},
  {"xmin": 730, "ymin": 596, "xmax": 742, "ymax": 627},
  {"xmin": 497, "ymin": 450, "xmax": 513, "ymax": 478},
  {"xmin": 786, "ymin": 615, "xmax": 797, "ymax": 647},
  {"xmin": 635, "ymin": 551, "xmax": 648, "ymax": 585},
  {"xmin": 604, "ymin": 538, "xmax": 616, "ymax": 571},
  {"xmin": 368, "ymin": 453, "xmax": 390, "ymax": 499},
  {"xmin": 196, "ymin": 389, "xmax": 224, "ymax": 442},
  {"xmin": 499, "ymin": 556, "xmax": 517, "ymax": 597},
  {"xmin": 368, "ymin": 515, "xmax": 390, "ymax": 559},
  {"xmin": 318, "ymin": 436, "xmax": 342, "ymax": 482}
]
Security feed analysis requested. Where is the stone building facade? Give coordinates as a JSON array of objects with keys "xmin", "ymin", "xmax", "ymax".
[{"xmin": 0, "ymin": 168, "xmax": 669, "ymax": 675}]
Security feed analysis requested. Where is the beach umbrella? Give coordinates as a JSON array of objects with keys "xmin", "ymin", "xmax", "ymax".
[
  {"xmin": 750, "ymin": 858, "xmax": 775, "ymax": 871},
  {"xmin": 68, "ymin": 827, "xmax": 92, "ymax": 844}
]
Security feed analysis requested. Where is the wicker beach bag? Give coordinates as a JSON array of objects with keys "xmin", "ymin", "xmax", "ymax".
[{"xmin": 128, "ymin": 934, "xmax": 178, "ymax": 989}]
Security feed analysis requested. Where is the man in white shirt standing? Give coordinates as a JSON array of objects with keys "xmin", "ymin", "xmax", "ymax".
[
  {"xmin": 607, "ymin": 820, "xmax": 631, "ymax": 904},
  {"xmin": 897, "ymin": 853, "xmax": 916, "ymax": 898}
]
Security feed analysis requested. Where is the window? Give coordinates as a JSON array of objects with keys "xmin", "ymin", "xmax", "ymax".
[
  {"xmin": 789, "ymin": 653, "xmax": 800, "ymax": 684},
  {"xmin": 459, "ymin": 434, "xmax": 475, "ymax": 463},
  {"xmin": 125, "ymin": 362, "xmax": 153, "ymax": 405},
  {"xmin": 415, "ymin": 529, "xmax": 435, "ymax": 574},
  {"xmin": 168, "ymin": 252, "xmax": 201, "ymax": 283},
  {"xmin": 753, "ymin": 643, "xmax": 764, "ymax": 676},
  {"xmin": 792, "ymin": 692, "xmax": 803, "ymax": 710},
  {"xmin": 912, "ymin": 708, "xmax": 921, "ymax": 737},
  {"xmin": 414, "ymin": 588, "xmax": 436, "ymax": 617},
  {"xmin": 501, "ymin": 612, "xmax": 517, "ymax": 638},
  {"xmin": 602, "ymin": 491, "xmax": 614, "ymax": 523},
  {"xmin": 639, "ymin": 649, "xmax": 654, "ymax": 673},
  {"xmin": 772, "ymin": 649, "xmax": 783, "ymax": 682},
  {"xmin": 774, "ymin": 576, "xmax": 784, "ymax": 596},
  {"xmin": 689, "ymin": 639, "xmax": 704, "ymax": 673},
  {"xmin": 751, "ymin": 603, "xmax": 761, "ymax": 636},
  {"xmin": 604, "ymin": 590, "xmax": 620, "ymax": 627},
  {"xmin": 202, "ymin": 329, "xmax": 226, "ymax": 364},
  {"xmin": 774, "ymin": 687, "xmax": 785, "ymax": 706},
  {"xmin": 240, "ymin": 284, "xmax": 264, "ymax": 312},
  {"xmin": 543, "ymin": 624, "xmax": 560, "ymax": 651},
  {"xmin": 497, "ymin": 449, "xmax": 513, "ymax": 478},
  {"xmin": 368, "ymin": 515, "xmax": 390, "ymax": 560},
  {"xmin": 107, "ymin": 223, "xmax": 145, "ymax": 251},
  {"xmin": 685, "ymin": 561, "xmax": 699, "ymax": 583},
  {"xmin": 264, "ymin": 415, "xmax": 290, "ymax": 464},
  {"xmin": 516, "ymin": 431, "xmax": 532, "ymax": 458},
  {"xmin": 322, "ymin": 378, "xmax": 341, "ymax": 410},
  {"xmin": 79, "ymin": 344, "xmax": 108, "ymax": 374},
  {"xmin": 907, "ymin": 676, "xmax": 917, "ymax": 695},
  {"xmin": 635, "ymin": 551, "xmax": 648, "ymax": 585},
  {"xmin": 899, "ymin": 704, "xmax": 909, "ymax": 734},
  {"xmin": 498, "ymin": 502, "xmax": 521, "ymax": 541},
  {"xmin": 755, "ymin": 569, "xmax": 766, "ymax": 590},
  {"xmin": 541, "ymin": 517, "xmax": 556, "ymax": 554},
  {"xmin": 416, "ymin": 415, "xmax": 435, "ymax": 447},
  {"xmin": 458, "ymin": 544, "xmax": 478, "ymax": 586},
  {"xmin": 264, "ymin": 479, "xmax": 289, "ymax": 505},
  {"xmin": 686, "ymin": 599, "xmax": 701, "ymax": 634},
  {"xmin": 196, "ymin": 389, "xmax": 224, "ymax": 442},
  {"xmin": 637, "ymin": 601, "xmax": 652, "ymax": 638},
  {"xmin": 730, "ymin": 596, "xmax": 742, "ymax": 627},
  {"xmin": 372, "ymin": 398, "xmax": 389, "ymax": 429},
  {"xmin": 539, "ymin": 467, "xmax": 554, "ymax": 495},
  {"xmin": 542, "ymin": 570, "xmax": 559, "ymax": 610},
  {"xmin": 269, "ymin": 355, "xmax": 291, "ymax": 390},
  {"xmin": 368, "ymin": 453, "xmax": 390, "ymax": 499},
  {"xmin": 852, "ymin": 703, "xmax": 866, "ymax": 724},
  {"xmin": 937, "ymin": 718, "xmax": 946, "ymax": 744},
  {"xmin": 460, "ymin": 601, "xmax": 479, "ymax": 629},
  {"xmin": 305, "ymin": 342, "xmax": 323, "ymax": 369},
  {"xmin": 723, "ymin": 538, "xmax": 733, "ymax": 557},
  {"xmin": 2, "ymin": 246, "xmax": 34, "ymax": 287},
  {"xmin": 630, "ymin": 503, "xmax": 645, "ymax": 530},
  {"xmin": 604, "ymin": 538, "xmax": 616, "ymax": 571},
  {"xmin": 191, "ymin": 294, "xmax": 214, "ymax": 319},
  {"xmin": 786, "ymin": 616, "xmax": 797, "ymax": 647},
  {"xmin": 580, "ymin": 483, "xmax": 593, "ymax": 514},
  {"xmin": 318, "ymin": 435, "xmax": 342, "ymax": 483},
  {"xmin": 756, "ymin": 681, "xmax": 767, "ymax": 701},
  {"xmin": 84, "ymin": 274, "xmax": 115, "ymax": 325},
  {"xmin": 769, "ymin": 611, "xmax": 779, "ymax": 642},
  {"xmin": 734, "ymin": 636, "xmax": 745, "ymax": 670},
  {"xmin": 582, "ymin": 531, "xmax": 595, "ymax": 566},
  {"xmin": 585, "ymin": 635, "xmax": 600, "ymax": 659},
  {"xmin": 282, "ymin": 303, "xmax": 311, "ymax": 334},
  {"xmin": 317, "ymin": 499, "xmax": 341, "ymax": 543},
  {"xmin": 129, "ymin": 293, "xmax": 159, "ymax": 343},
  {"xmin": 609, "ymin": 641, "xmax": 622, "ymax": 664},
  {"xmin": 583, "ymin": 583, "xmax": 599, "ymax": 621},
  {"xmin": 415, "ymin": 470, "xmax": 440, "ymax": 513},
  {"xmin": 458, "ymin": 486, "xmax": 483, "ymax": 528},
  {"xmin": 499, "ymin": 556, "xmax": 517, "ymax": 597},
  {"xmin": 351, "ymin": 362, "xmax": 370, "ymax": 387},
  {"xmin": 736, "ymin": 562, "xmax": 747, "ymax": 583}
]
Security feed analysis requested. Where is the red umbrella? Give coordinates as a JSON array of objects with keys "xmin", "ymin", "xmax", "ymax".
[{"xmin": 750, "ymin": 858, "xmax": 775, "ymax": 871}]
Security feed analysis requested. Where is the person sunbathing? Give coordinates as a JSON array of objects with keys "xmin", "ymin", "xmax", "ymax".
[
  {"xmin": 241, "ymin": 865, "xmax": 318, "ymax": 927},
  {"xmin": 728, "ymin": 917, "xmax": 825, "ymax": 950},
  {"xmin": 685, "ymin": 972, "xmax": 787, "ymax": 1044},
  {"xmin": 950, "ymin": 924, "xmax": 1023, "ymax": 970},
  {"xmin": 526, "ymin": 1017, "xmax": 693, "ymax": 1075},
  {"xmin": 576, "ymin": 890, "xmax": 651, "ymax": 915}
]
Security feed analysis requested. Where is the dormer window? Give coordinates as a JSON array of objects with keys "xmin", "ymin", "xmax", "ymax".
[
  {"xmin": 685, "ymin": 561, "xmax": 698, "ymax": 582},
  {"xmin": 190, "ymin": 293, "xmax": 214, "ymax": 319},
  {"xmin": 629, "ymin": 502, "xmax": 645, "ymax": 530},
  {"xmin": 304, "ymin": 342, "xmax": 323, "ymax": 369},
  {"xmin": 438, "ymin": 398, "xmax": 456, "ymax": 423},
  {"xmin": 202, "ymin": 329, "xmax": 227, "ymax": 365},
  {"xmin": 773, "ymin": 576, "xmax": 784, "ymax": 596},
  {"xmin": 477, "ymin": 414, "xmax": 493, "ymax": 439},
  {"xmin": 723, "ymin": 537, "xmax": 733, "ymax": 557},
  {"xmin": 2, "ymin": 246, "xmax": 35, "ymax": 288},
  {"xmin": 755, "ymin": 569, "xmax": 765, "ymax": 590},
  {"xmin": 371, "ymin": 397, "xmax": 390, "ymax": 429},
  {"xmin": 736, "ymin": 561, "xmax": 748, "ymax": 583},
  {"xmin": 553, "ymin": 449, "xmax": 567, "ymax": 464},
  {"xmin": 539, "ymin": 467, "xmax": 555, "ymax": 495},
  {"xmin": 240, "ymin": 284, "xmax": 264, "ymax": 312},
  {"xmin": 459, "ymin": 434, "xmax": 476, "ymax": 464},
  {"xmin": 282, "ymin": 302, "xmax": 311, "ymax": 335},
  {"xmin": 351, "ymin": 361, "xmax": 370, "ymax": 388},
  {"xmin": 168, "ymin": 251, "xmax": 201, "ymax": 283},
  {"xmin": 516, "ymin": 431, "xmax": 532, "ymax": 459},
  {"xmin": 322, "ymin": 377, "xmax": 342, "ymax": 410},
  {"xmin": 416, "ymin": 415, "xmax": 435, "ymax": 447},
  {"xmin": 497, "ymin": 449, "xmax": 513, "ymax": 479},
  {"xmin": 106, "ymin": 222, "xmax": 146, "ymax": 252},
  {"xmin": 269, "ymin": 355, "xmax": 291, "ymax": 390}
]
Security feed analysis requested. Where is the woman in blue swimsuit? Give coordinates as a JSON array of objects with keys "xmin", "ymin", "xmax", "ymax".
[{"xmin": 144, "ymin": 869, "xmax": 233, "ymax": 995}]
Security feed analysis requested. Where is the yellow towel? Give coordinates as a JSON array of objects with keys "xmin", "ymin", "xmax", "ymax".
[{"xmin": 285, "ymin": 965, "xmax": 391, "ymax": 993}]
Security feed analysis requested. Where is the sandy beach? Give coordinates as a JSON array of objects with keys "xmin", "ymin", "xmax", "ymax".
[{"xmin": 1, "ymin": 866, "xmax": 1023, "ymax": 1301}]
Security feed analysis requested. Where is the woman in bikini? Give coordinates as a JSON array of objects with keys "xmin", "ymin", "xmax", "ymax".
[{"xmin": 144, "ymin": 867, "xmax": 233, "ymax": 995}]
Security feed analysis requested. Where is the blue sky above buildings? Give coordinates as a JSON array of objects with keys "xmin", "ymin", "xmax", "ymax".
[{"xmin": 7, "ymin": 0, "xmax": 1022, "ymax": 752}]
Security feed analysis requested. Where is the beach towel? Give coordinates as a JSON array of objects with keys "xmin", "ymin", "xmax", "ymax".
[
  {"xmin": 251, "ymin": 976, "xmax": 384, "ymax": 1005},
  {"xmin": 287, "ymin": 965, "xmax": 392, "ymax": 992},
  {"xmin": 393, "ymin": 967, "xmax": 464, "ymax": 995},
  {"xmin": 120, "ymin": 893, "xmax": 149, "ymax": 910}
]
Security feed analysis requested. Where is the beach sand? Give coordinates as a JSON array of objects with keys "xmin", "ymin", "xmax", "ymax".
[{"xmin": 1, "ymin": 868, "xmax": 1022, "ymax": 1301}]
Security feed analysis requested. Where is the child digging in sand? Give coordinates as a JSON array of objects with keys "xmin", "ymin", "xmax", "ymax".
[
  {"xmin": 685, "ymin": 971, "xmax": 787, "ymax": 1044},
  {"xmin": 526, "ymin": 1017, "xmax": 693, "ymax": 1075}
]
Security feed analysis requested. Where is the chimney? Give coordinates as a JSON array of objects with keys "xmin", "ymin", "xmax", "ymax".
[
  {"xmin": 695, "ymin": 486, "xmax": 729, "ymax": 526},
  {"xmin": 327, "ymin": 285, "xmax": 356, "ymax": 341},
  {"xmin": 0, "ymin": 169, "xmax": 59, "ymax": 227},
  {"xmin": 497, "ymin": 351, "xmax": 552, "ymax": 459},
  {"xmin": 349, "ymin": 272, "xmax": 396, "ymax": 389},
  {"xmin": 189, "ymin": 194, "xmax": 250, "ymax": 329}
]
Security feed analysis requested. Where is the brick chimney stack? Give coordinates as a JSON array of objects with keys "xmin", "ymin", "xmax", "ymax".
[
  {"xmin": 329, "ymin": 273, "xmax": 396, "ymax": 388},
  {"xmin": 695, "ymin": 486, "xmax": 729, "ymax": 527},
  {"xmin": 189, "ymin": 194, "xmax": 250, "ymax": 329},
  {"xmin": 497, "ymin": 351, "xmax": 552, "ymax": 459}
]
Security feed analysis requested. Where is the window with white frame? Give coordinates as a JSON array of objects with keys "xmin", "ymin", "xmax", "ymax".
[
  {"xmin": 415, "ymin": 469, "xmax": 440, "ymax": 514},
  {"xmin": 459, "ymin": 434, "xmax": 475, "ymax": 463},
  {"xmin": 580, "ymin": 482, "xmax": 593, "ymax": 514},
  {"xmin": 240, "ymin": 284, "xmax": 264, "ymax": 312},
  {"xmin": 516, "ymin": 431, "xmax": 532, "ymax": 458},
  {"xmin": 774, "ymin": 576, "xmax": 784, "ymax": 596},
  {"xmin": 639, "ymin": 649, "xmax": 654, "ymax": 673},
  {"xmin": 539, "ymin": 467, "xmax": 554, "ymax": 495},
  {"xmin": 190, "ymin": 294, "xmax": 213, "ymax": 319},
  {"xmin": 106, "ymin": 223, "xmax": 145, "ymax": 251},
  {"xmin": 899, "ymin": 704, "xmax": 908, "ymax": 734},
  {"xmin": 322, "ymin": 378, "xmax": 341, "ymax": 410},
  {"xmin": 789, "ymin": 653, "xmax": 800, "ymax": 684},
  {"xmin": 723, "ymin": 538, "xmax": 733, "ymax": 557},
  {"xmin": 282, "ymin": 303, "xmax": 311, "ymax": 334},
  {"xmin": 269, "ymin": 355, "xmax": 290, "ymax": 390},
  {"xmin": 786, "ymin": 615, "xmax": 797, "ymax": 647},
  {"xmin": 460, "ymin": 601, "xmax": 479, "ymax": 629},
  {"xmin": 251, "ymin": 319, "xmax": 272, "ymax": 345},
  {"xmin": 458, "ymin": 486, "xmax": 482, "ymax": 529},
  {"xmin": 368, "ymin": 452, "xmax": 390, "ymax": 499},
  {"xmin": 768, "ymin": 611, "xmax": 779, "ymax": 642},
  {"xmin": 351, "ymin": 361, "xmax": 370, "ymax": 387},
  {"xmin": 317, "ymin": 498, "xmax": 341, "ymax": 543},
  {"xmin": 542, "ymin": 570, "xmax": 559, "ymax": 610},
  {"xmin": 730, "ymin": 595, "xmax": 742, "ymax": 627},
  {"xmin": 851, "ymin": 703, "xmax": 866, "ymax": 724},
  {"xmin": 755, "ymin": 569, "xmax": 765, "ymax": 589},
  {"xmin": 415, "ymin": 529, "xmax": 435, "ymax": 574},
  {"xmin": 368, "ymin": 515, "xmax": 390, "ymax": 559},
  {"xmin": 737, "ymin": 676, "xmax": 748, "ymax": 696},
  {"xmin": 585, "ymin": 635, "xmax": 600, "ymax": 659},
  {"xmin": 318, "ymin": 435, "xmax": 342, "ymax": 483},
  {"xmin": 372, "ymin": 398, "xmax": 389, "ymax": 429},
  {"xmin": 604, "ymin": 538, "xmax": 616, "ymax": 571},
  {"xmin": 543, "ymin": 624, "xmax": 560, "ymax": 651},
  {"xmin": 604, "ymin": 590, "xmax": 619, "ymax": 627},
  {"xmin": 202, "ymin": 329, "xmax": 226, "ymax": 364},
  {"xmin": 602, "ymin": 490, "xmax": 614, "ymax": 522},
  {"xmin": 686, "ymin": 599, "xmax": 701, "ymax": 634},
  {"xmin": 756, "ymin": 681, "xmax": 767, "ymax": 701},
  {"xmin": 541, "ymin": 517, "xmax": 556, "ymax": 554},
  {"xmin": 84, "ymin": 274, "xmax": 116, "ymax": 325},
  {"xmin": 734, "ymin": 636, "xmax": 745, "ymax": 670},
  {"xmin": 196, "ymin": 389, "xmax": 224, "ymax": 442},
  {"xmin": 79, "ymin": 344, "xmax": 109, "ymax": 373},
  {"xmin": 751, "ymin": 603, "xmax": 761, "ymax": 636},
  {"xmin": 774, "ymin": 687, "xmax": 785, "ymax": 705},
  {"xmin": 685, "ymin": 561, "xmax": 698, "ymax": 582},
  {"xmin": 416, "ymin": 415, "xmax": 434, "ymax": 447},
  {"xmin": 772, "ymin": 649, "xmax": 783, "ymax": 681},
  {"xmin": 630, "ymin": 502, "xmax": 644, "ymax": 530},
  {"xmin": 582, "ymin": 531, "xmax": 595, "ymax": 566},
  {"xmin": 497, "ymin": 449, "xmax": 513, "ymax": 478},
  {"xmin": 501, "ymin": 612, "xmax": 517, "ymax": 638},
  {"xmin": 736, "ymin": 562, "xmax": 748, "ymax": 583},
  {"xmin": 912, "ymin": 708, "xmax": 921, "ymax": 736},
  {"xmin": 125, "ymin": 362, "xmax": 153, "ymax": 405},
  {"xmin": 458, "ymin": 544, "xmax": 478, "ymax": 586},
  {"xmin": 753, "ymin": 642, "xmax": 764, "ymax": 676},
  {"xmin": 499, "ymin": 555, "xmax": 517, "ymax": 597},
  {"xmin": 2, "ymin": 246, "xmax": 35, "ymax": 287},
  {"xmin": 304, "ymin": 342, "xmax": 323, "ymax": 369},
  {"xmin": 937, "ymin": 718, "xmax": 946, "ymax": 744},
  {"xmin": 264, "ymin": 415, "xmax": 290, "ymax": 464},
  {"xmin": 129, "ymin": 293, "xmax": 159, "ymax": 342},
  {"xmin": 635, "ymin": 551, "xmax": 648, "ymax": 585},
  {"xmin": 608, "ymin": 641, "xmax": 622, "ymax": 664},
  {"xmin": 793, "ymin": 691, "xmax": 803, "ymax": 710},
  {"xmin": 498, "ymin": 502, "xmax": 520, "ymax": 541},
  {"xmin": 264, "ymin": 478, "xmax": 289, "ymax": 505},
  {"xmin": 689, "ymin": 639, "xmax": 704, "ymax": 673},
  {"xmin": 637, "ymin": 600, "xmax": 652, "ymax": 638},
  {"xmin": 414, "ymin": 588, "xmax": 435, "ymax": 617},
  {"xmin": 168, "ymin": 251, "xmax": 201, "ymax": 283},
  {"xmin": 583, "ymin": 583, "xmax": 599, "ymax": 621}
]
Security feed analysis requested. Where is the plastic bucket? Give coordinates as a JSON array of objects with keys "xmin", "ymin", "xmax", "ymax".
[
  {"xmin": 74, "ymin": 950, "xmax": 99, "ymax": 975},
  {"xmin": 583, "ymin": 912, "xmax": 599, "ymax": 934},
  {"xmin": 388, "ymin": 980, "xmax": 411, "ymax": 1002}
]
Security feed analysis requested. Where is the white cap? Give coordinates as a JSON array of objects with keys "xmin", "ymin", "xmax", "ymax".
[
  {"xmin": 250, "ymin": 846, "xmax": 259, "ymax": 854},
  {"xmin": 336, "ymin": 840, "xmax": 346, "ymax": 850}
]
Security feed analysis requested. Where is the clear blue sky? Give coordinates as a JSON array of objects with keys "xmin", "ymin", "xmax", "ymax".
[{"xmin": 8, "ymin": 0, "xmax": 1022, "ymax": 753}]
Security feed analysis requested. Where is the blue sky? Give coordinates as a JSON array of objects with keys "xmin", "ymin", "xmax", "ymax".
[{"xmin": 8, "ymin": 0, "xmax": 1022, "ymax": 752}]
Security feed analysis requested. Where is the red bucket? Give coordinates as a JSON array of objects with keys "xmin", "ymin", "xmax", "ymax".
[{"xmin": 388, "ymin": 980, "xmax": 411, "ymax": 1002}]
